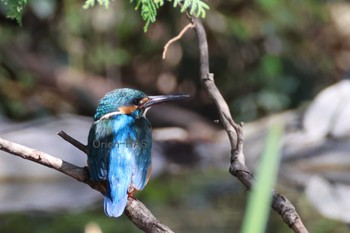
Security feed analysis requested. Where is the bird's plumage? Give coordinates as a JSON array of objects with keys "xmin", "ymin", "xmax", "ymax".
[
  {"xmin": 88, "ymin": 88, "xmax": 152, "ymax": 217},
  {"xmin": 87, "ymin": 88, "xmax": 188, "ymax": 218},
  {"xmin": 88, "ymin": 113, "xmax": 151, "ymax": 217}
]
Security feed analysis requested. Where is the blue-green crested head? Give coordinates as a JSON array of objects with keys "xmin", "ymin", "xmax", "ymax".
[{"xmin": 94, "ymin": 88, "xmax": 148, "ymax": 120}]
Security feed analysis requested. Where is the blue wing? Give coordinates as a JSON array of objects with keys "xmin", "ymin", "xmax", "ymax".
[
  {"xmin": 129, "ymin": 118, "xmax": 152, "ymax": 191},
  {"xmin": 88, "ymin": 120, "xmax": 113, "ymax": 182},
  {"xmin": 87, "ymin": 115, "xmax": 152, "ymax": 217}
]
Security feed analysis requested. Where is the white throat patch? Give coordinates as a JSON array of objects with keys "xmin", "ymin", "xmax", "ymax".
[{"xmin": 99, "ymin": 111, "xmax": 123, "ymax": 120}]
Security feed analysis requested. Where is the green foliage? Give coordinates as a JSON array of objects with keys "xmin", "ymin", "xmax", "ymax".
[
  {"xmin": 83, "ymin": 0, "xmax": 209, "ymax": 32},
  {"xmin": 129, "ymin": 0, "xmax": 209, "ymax": 31},
  {"xmin": 83, "ymin": 0, "xmax": 110, "ymax": 9},
  {"xmin": 0, "ymin": 0, "xmax": 27, "ymax": 24},
  {"xmin": 1, "ymin": 0, "xmax": 209, "ymax": 32},
  {"xmin": 172, "ymin": 0, "xmax": 209, "ymax": 17},
  {"xmin": 130, "ymin": 0, "xmax": 161, "ymax": 32}
]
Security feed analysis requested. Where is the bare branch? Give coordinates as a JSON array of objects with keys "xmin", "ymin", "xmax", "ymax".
[
  {"xmin": 58, "ymin": 130, "xmax": 88, "ymax": 154},
  {"xmin": 192, "ymin": 17, "xmax": 309, "ymax": 233},
  {"xmin": 272, "ymin": 192, "xmax": 308, "ymax": 233},
  {"xmin": 192, "ymin": 18, "xmax": 243, "ymax": 165},
  {"xmin": 0, "ymin": 136, "xmax": 173, "ymax": 233},
  {"xmin": 126, "ymin": 197, "xmax": 175, "ymax": 233},
  {"xmin": 0, "ymin": 137, "xmax": 87, "ymax": 181},
  {"xmin": 162, "ymin": 22, "xmax": 195, "ymax": 60}
]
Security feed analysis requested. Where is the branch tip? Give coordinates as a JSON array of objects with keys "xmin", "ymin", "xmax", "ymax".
[
  {"xmin": 58, "ymin": 130, "xmax": 88, "ymax": 155},
  {"xmin": 162, "ymin": 22, "xmax": 195, "ymax": 60}
]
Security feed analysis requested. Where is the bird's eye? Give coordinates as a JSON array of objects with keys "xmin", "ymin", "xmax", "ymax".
[{"xmin": 132, "ymin": 98, "xmax": 141, "ymax": 106}]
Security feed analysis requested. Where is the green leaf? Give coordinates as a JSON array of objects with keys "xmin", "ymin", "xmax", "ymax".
[
  {"xmin": 130, "ymin": 0, "xmax": 159, "ymax": 32},
  {"xmin": 1, "ymin": 0, "xmax": 28, "ymax": 25},
  {"xmin": 241, "ymin": 123, "xmax": 283, "ymax": 233},
  {"xmin": 83, "ymin": 0, "xmax": 110, "ymax": 9},
  {"xmin": 84, "ymin": 0, "xmax": 209, "ymax": 32},
  {"xmin": 173, "ymin": 0, "xmax": 209, "ymax": 18},
  {"xmin": 180, "ymin": 0, "xmax": 191, "ymax": 13}
]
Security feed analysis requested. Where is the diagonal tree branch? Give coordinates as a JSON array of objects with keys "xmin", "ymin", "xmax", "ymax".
[
  {"xmin": 0, "ymin": 137, "xmax": 87, "ymax": 182},
  {"xmin": 0, "ymin": 136, "xmax": 173, "ymax": 233},
  {"xmin": 192, "ymin": 17, "xmax": 309, "ymax": 233}
]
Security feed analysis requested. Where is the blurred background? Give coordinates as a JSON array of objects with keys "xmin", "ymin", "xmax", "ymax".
[{"xmin": 0, "ymin": 0, "xmax": 350, "ymax": 232}]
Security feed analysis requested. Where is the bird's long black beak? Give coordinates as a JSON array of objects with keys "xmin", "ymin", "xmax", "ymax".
[{"xmin": 142, "ymin": 94, "xmax": 190, "ymax": 108}]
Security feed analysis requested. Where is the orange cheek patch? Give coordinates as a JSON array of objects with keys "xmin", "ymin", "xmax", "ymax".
[{"xmin": 119, "ymin": 105, "xmax": 138, "ymax": 114}]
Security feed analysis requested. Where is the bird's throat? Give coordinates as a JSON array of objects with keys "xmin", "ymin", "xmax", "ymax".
[{"xmin": 99, "ymin": 111, "xmax": 123, "ymax": 120}]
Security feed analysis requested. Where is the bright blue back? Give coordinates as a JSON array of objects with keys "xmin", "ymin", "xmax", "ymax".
[{"xmin": 88, "ymin": 114, "xmax": 152, "ymax": 217}]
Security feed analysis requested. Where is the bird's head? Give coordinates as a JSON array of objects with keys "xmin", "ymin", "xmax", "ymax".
[{"xmin": 94, "ymin": 88, "xmax": 189, "ymax": 121}]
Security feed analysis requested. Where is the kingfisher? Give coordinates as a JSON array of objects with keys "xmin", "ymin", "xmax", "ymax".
[{"xmin": 87, "ymin": 88, "xmax": 188, "ymax": 217}]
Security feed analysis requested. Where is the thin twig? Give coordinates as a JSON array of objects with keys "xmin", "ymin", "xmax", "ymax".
[
  {"xmin": 192, "ymin": 17, "xmax": 309, "ymax": 233},
  {"xmin": 0, "ymin": 136, "xmax": 173, "ymax": 233},
  {"xmin": 162, "ymin": 22, "xmax": 195, "ymax": 60},
  {"xmin": 58, "ymin": 130, "xmax": 88, "ymax": 154}
]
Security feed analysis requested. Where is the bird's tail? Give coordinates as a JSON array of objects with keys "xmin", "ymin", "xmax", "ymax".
[
  {"xmin": 104, "ymin": 192, "xmax": 128, "ymax": 218},
  {"xmin": 103, "ymin": 166, "xmax": 132, "ymax": 217},
  {"xmin": 103, "ymin": 145, "xmax": 133, "ymax": 218}
]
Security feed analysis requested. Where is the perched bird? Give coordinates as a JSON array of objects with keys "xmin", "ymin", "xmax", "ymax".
[{"xmin": 87, "ymin": 88, "xmax": 188, "ymax": 217}]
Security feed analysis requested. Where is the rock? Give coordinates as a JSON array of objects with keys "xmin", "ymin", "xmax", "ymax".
[
  {"xmin": 281, "ymin": 80, "xmax": 350, "ymax": 222},
  {"xmin": 303, "ymin": 80, "xmax": 350, "ymax": 139},
  {"xmin": 305, "ymin": 176, "xmax": 350, "ymax": 223}
]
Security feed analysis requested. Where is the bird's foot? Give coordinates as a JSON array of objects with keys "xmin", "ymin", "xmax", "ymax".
[
  {"xmin": 128, "ymin": 194, "xmax": 136, "ymax": 200},
  {"xmin": 127, "ymin": 186, "xmax": 138, "ymax": 200}
]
